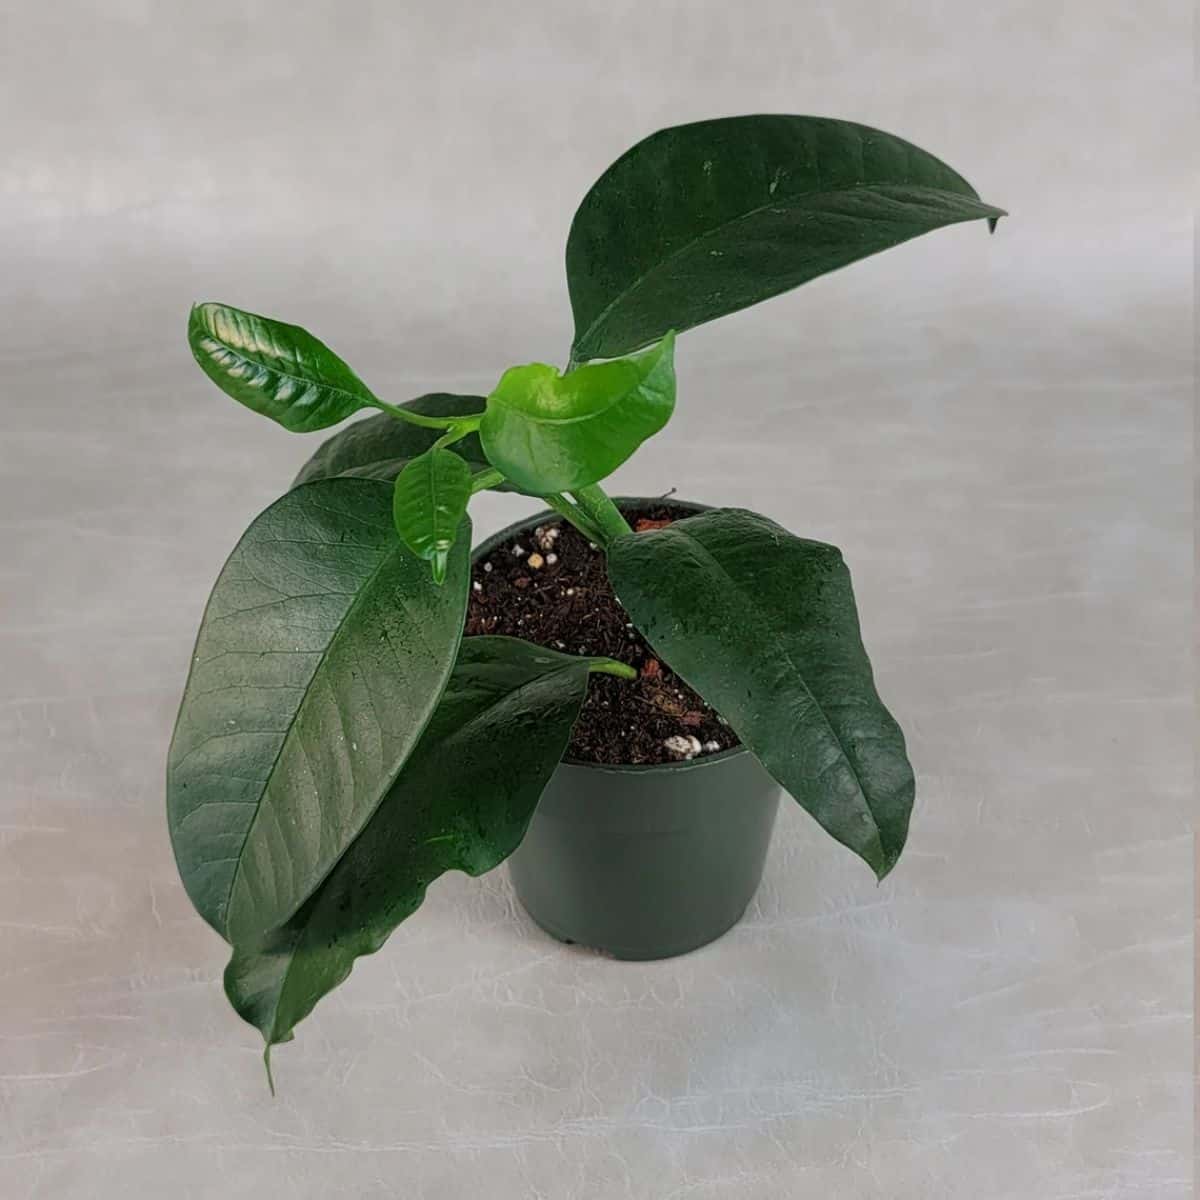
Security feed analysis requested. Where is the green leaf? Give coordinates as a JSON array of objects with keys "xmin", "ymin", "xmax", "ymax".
[
  {"xmin": 166, "ymin": 478, "xmax": 470, "ymax": 944},
  {"xmin": 392, "ymin": 448, "xmax": 473, "ymax": 583},
  {"xmin": 608, "ymin": 508, "xmax": 914, "ymax": 879},
  {"xmin": 292, "ymin": 396, "xmax": 497, "ymax": 488},
  {"xmin": 188, "ymin": 302, "xmax": 379, "ymax": 432},
  {"xmin": 223, "ymin": 636, "xmax": 594, "ymax": 1052},
  {"xmin": 567, "ymin": 115, "xmax": 1006, "ymax": 360},
  {"xmin": 479, "ymin": 333, "xmax": 675, "ymax": 494}
]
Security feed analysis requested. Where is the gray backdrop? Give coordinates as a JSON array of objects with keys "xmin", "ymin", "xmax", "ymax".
[{"xmin": 1, "ymin": 3, "xmax": 1192, "ymax": 1197}]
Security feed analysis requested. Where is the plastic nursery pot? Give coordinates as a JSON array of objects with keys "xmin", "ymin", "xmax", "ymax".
[{"xmin": 473, "ymin": 499, "xmax": 781, "ymax": 961}]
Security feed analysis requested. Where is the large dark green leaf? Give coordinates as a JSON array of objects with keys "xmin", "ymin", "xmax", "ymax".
[
  {"xmin": 392, "ymin": 448, "xmax": 472, "ymax": 583},
  {"xmin": 567, "ymin": 115, "xmax": 1006, "ymax": 360},
  {"xmin": 479, "ymin": 334, "xmax": 675, "ymax": 494},
  {"xmin": 608, "ymin": 508, "xmax": 914, "ymax": 879},
  {"xmin": 188, "ymin": 302, "xmax": 379, "ymax": 432},
  {"xmin": 292, "ymin": 396, "xmax": 494, "ymax": 488},
  {"xmin": 224, "ymin": 636, "xmax": 595, "ymax": 1055},
  {"xmin": 167, "ymin": 478, "xmax": 470, "ymax": 944}
]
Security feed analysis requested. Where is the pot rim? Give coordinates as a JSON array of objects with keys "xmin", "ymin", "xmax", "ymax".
[{"xmin": 470, "ymin": 495, "xmax": 750, "ymax": 776}]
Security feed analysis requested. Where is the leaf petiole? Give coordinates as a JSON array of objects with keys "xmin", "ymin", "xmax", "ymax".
[
  {"xmin": 469, "ymin": 468, "xmax": 505, "ymax": 495},
  {"xmin": 540, "ymin": 493, "xmax": 607, "ymax": 546},
  {"xmin": 374, "ymin": 399, "xmax": 484, "ymax": 433},
  {"xmin": 432, "ymin": 418, "xmax": 482, "ymax": 452},
  {"xmin": 586, "ymin": 657, "xmax": 637, "ymax": 681},
  {"xmin": 569, "ymin": 484, "xmax": 633, "ymax": 545}
]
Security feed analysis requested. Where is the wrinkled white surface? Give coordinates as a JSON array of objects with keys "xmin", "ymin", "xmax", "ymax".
[{"xmin": 0, "ymin": 3, "xmax": 1192, "ymax": 1197}]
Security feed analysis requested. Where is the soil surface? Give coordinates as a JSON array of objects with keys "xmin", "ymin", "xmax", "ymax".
[{"xmin": 465, "ymin": 502, "xmax": 739, "ymax": 766}]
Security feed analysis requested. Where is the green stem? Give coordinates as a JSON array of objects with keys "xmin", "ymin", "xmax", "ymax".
[
  {"xmin": 570, "ymin": 484, "xmax": 633, "ymax": 545},
  {"xmin": 541, "ymin": 493, "xmax": 606, "ymax": 546},
  {"xmin": 586, "ymin": 657, "xmax": 637, "ymax": 681},
  {"xmin": 432, "ymin": 419, "xmax": 481, "ymax": 452},
  {"xmin": 469, "ymin": 468, "xmax": 505, "ymax": 495},
  {"xmin": 373, "ymin": 399, "xmax": 484, "ymax": 433}
]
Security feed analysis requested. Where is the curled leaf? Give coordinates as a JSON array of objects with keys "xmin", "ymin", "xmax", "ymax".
[{"xmin": 479, "ymin": 334, "xmax": 675, "ymax": 494}]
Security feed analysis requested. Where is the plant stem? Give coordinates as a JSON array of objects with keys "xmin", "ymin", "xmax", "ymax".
[
  {"xmin": 433, "ymin": 420, "xmax": 481, "ymax": 452},
  {"xmin": 586, "ymin": 657, "xmax": 637, "ymax": 680},
  {"xmin": 373, "ymin": 399, "xmax": 484, "ymax": 433},
  {"xmin": 541, "ymin": 493, "xmax": 607, "ymax": 546},
  {"xmin": 570, "ymin": 484, "xmax": 633, "ymax": 544},
  {"xmin": 469, "ymin": 468, "xmax": 505, "ymax": 494}
]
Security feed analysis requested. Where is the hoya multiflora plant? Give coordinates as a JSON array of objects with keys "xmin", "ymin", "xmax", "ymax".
[{"xmin": 169, "ymin": 115, "xmax": 1003, "ymax": 1073}]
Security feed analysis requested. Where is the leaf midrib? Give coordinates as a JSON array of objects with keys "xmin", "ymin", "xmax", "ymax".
[
  {"xmin": 426, "ymin": 453, "xmax": 448, "ymax": 543},
  {"xmin": 489, "ymin": 382, "xmax": 641, "ymax": 428}
]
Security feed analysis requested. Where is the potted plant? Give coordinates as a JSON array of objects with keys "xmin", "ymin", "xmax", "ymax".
[{"xmin": 168, "ymin": 114, "xmax": 1003, "ymax": 1082}]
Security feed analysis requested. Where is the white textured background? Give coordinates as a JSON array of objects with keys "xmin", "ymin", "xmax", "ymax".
[{"xmin": 1, "ymin": 3, "xmax": 1192, "ymax": 1196}]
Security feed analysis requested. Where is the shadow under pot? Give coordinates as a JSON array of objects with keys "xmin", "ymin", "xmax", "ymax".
[{"xmin": 471, "ymin": 500, "xmax": 780, "ymax": 961}]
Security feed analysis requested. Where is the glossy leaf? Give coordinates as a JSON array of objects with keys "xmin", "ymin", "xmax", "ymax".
[
  {"xmin": 567, "ymin": 115, "xmax": 1006, "ymax": 359},
  {"xmin": 188, "ymin": 302, "xmax": 378, "ymax": 432},
  {"xmin": 224, "ymin": 636, "xmax": 595, "ymax": 1052},
  {"xmin": 292, "ymin": 395, "xmax": 496, "ymax": 488},
  {"xmin": 392, "ymin": 448, "xmax": 472, "ymax": 583},
  {"xmin": 479, "ymin": 334, "xmax": 675, "ymax": 494},
  {"xmin": 167, "ymin": 478, "xmax": 470, "ymax": 944},
  {"xmin": 609, "ymin": 508, "xmax": 914, "ymax": 879}
]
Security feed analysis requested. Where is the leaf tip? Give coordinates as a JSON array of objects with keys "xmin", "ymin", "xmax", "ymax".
[
  {"xmin": 873, "ymin": 850, "xmax": 901, "ymax": 883},
  {"xmin": 648, "ymin": 329, "xmax": 678, "ymax": 369}
]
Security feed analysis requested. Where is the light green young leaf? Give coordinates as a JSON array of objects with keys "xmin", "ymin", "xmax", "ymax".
[
  {"xmin": 392, "ymin": 447, "xmax": 473, "ymax": 583},
  {"xmin": 479, "ymin": 333, "xmax": 675, "ymax": 494}
]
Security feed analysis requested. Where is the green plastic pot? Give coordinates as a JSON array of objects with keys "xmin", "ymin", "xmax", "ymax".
[{"xmin": 473, "ymin": 499, "xmax": 781, "ymax": 960}]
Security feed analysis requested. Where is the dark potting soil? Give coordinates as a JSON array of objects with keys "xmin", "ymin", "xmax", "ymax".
[{"xmin": 465, "ymin": 502, "xmax": 739, "ymax": 766}]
